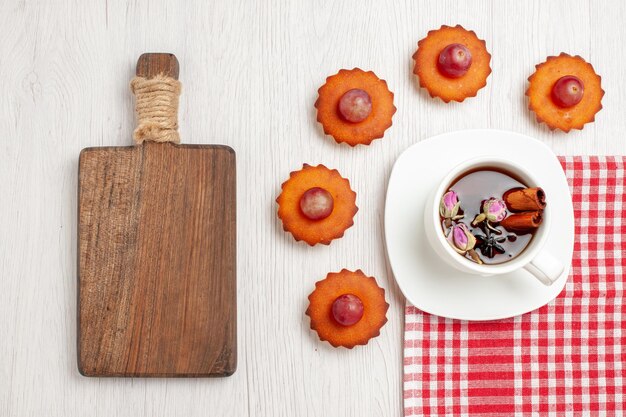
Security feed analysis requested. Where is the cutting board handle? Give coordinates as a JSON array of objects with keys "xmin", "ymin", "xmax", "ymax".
[
  {"xmin": 131, "ymin": 53, "xmax": 181, "ymax": 144},
  {"xmin": 136, "ymin": 53, "xmax": 179, "ymax": 80}
]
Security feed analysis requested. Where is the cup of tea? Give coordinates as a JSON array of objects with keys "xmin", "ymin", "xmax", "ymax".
[{"xmin": 424, "ymin": 156, "xmax": 563, "ymax": 285}]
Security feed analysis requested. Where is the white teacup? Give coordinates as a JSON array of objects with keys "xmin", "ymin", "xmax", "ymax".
[{"xmin": 424, "ymin": 156, "xmax": 564, "ymax": 285}]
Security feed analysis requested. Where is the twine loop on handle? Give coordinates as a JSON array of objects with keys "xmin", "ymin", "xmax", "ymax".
[{"xmin": 130, "ymin": 74, "xmax": 181, "ymax": 144}]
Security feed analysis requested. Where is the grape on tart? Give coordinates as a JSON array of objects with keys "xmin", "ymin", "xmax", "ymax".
[
  {"xmin": 315, "ymin": 68, "xmax": 396, "ymax": 146},
  {"xmin": 412, "ymin": 25, "xmax": 492, "ymax": 102},
  {"xmin": 276, "ymin": 164, "xmax": 358, "ymax": 246},
  {"xmin": 526, "ymin": 53, "xmax": 604, "ymax": 132},
  {"xmin": 306, "ymin": 269, "xmax": 389, "ymax": 348}
]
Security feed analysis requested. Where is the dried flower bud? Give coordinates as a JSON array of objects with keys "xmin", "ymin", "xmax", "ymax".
[
  {"xmin": 473, "ymin": 198, "xmax": 507, "ymax": 225},
  {"xmin": 439, "ymin": 190, "xmax": 462, "ymax": 220},
  {"xmin": 484, "ymin": 198, "xmax": 507, "ymax": 222},
  {"xmin": 447, "ymin": 223, "xmax": 476, "ymax": 254}
]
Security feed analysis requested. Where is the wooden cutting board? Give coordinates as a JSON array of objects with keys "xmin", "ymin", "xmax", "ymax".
[{"xmin": 78, "ymin": 53, "xmax": 236, "ymax": 377}]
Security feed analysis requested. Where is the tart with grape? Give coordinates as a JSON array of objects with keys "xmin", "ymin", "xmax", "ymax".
[
  {"xmin": 526, "ymin": 53, "xmax": 604, "ymax": 132},
  {"xmin": 315, "ymin": 68, "xmax": 396, "ymax": 146},
  {"xmin": 306, "ymin": 269, "xmax": 389, "ymax": 348},
  {"xmin": 413, "ymin": 25, "xmax": 492, "ymax": 102},
  {"xmin": 276, "ymin": 164, "xmax": 357, "ymax": 245}
]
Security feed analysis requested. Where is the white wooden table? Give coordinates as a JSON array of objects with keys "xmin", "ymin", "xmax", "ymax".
[{"xmin": 1, "ymin": 1, "xmax": 624, "ymax": 415}]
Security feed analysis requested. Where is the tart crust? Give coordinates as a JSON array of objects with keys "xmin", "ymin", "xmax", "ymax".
[
  {"xmin": 526, "ymin": 53, "xmax": 604, "ymax": 132},
  {"xmin": 315, "ymin": 68, "xmax": 396, "ymax": 146},
  {"xmin": 276, "ymin": 164, "xmax": 357, "ymax": 245},
  {"xmin": 306, "ymin": 269, "xmax": 389, "ymax": 348},
  {"xmin": 413, "ymin": 25, "xmax": 492, "ymax": 102}
]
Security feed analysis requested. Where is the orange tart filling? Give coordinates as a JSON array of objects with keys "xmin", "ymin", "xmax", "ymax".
[
  {"xmin": 276, "ymin": 164, "xmax": 358, "ymax": 246},
  {"xmin": 413, "ymin": 25, "xmax": 491, "ymax": 102},
  {"xmin": 315, "ymin": 68, "xmax": 396, "ymax": 146},
  {"xmin": 306, "ymin": 269, "xmax": 389, "ymax": 348},
  {"xmin": 526, "ymin": 53, "xmax": 603, "ymax": 132}
]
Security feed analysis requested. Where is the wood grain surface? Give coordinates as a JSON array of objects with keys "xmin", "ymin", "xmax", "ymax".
[
  {"xmin": 136, "ymin": 53, "xmax": 179, "ymax": 79},
  {"xmin": 1, "ymin": 0, "xmax": 626, "ymax": 415},
  {"xmin": 78, "ymin": 53, "xmax": 236, "ymax": 377},
  {"xmin": 78, "ymin": 142, "xmax": 236, "ymax": 377}
]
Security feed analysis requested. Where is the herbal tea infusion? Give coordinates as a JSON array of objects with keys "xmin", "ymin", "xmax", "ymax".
[{"xmin": 440, "ymin": 169, "xmax": 547, "ymax": 265}]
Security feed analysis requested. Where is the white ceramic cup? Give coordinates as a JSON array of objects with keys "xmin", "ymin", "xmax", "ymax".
[{"xmin": 424, "ymin": 156, "xmax": 564, "ymax": 285}]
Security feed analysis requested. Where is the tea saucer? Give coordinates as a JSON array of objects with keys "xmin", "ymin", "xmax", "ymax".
[{"xmin": 384, "ymin": 129, "xmax": 574, "ymax": 320}]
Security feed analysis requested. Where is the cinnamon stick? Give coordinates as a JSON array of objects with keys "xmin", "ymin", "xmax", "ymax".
[
  {"xmin": 503, "ymin": 187, "xmax": 546, "ymax": 212},
  {"xmin": 500, "ymin": 211, "xmax": 543, "ymax": 234}
]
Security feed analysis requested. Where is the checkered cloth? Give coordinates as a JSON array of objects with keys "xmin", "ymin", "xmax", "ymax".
[{"xmin": 404, "ymin": 156, "xmax": 625, "ymax": 416}]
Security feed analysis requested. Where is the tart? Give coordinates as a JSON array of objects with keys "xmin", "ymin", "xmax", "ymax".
[
  {"xmin": 526, "ymin": 53, "xmax": 604, "ymax": 132},
  {"xmin": 315, "ymin": 68, "xmax": 396, "ymax": 146},
  {"xmin": 306, "ymin": 269, "xmax": 389, "ymax": 348},
  {"xmin": 276, "ymin": 164, "xmax": 357, "ymax": 245},
  {"xmin": 413, "ymin": 25, "xmax": 492, "ymax": 102}
]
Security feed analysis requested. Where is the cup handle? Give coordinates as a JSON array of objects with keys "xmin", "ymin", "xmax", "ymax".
[{"xmin": 523, "ymin": 251, "xmax": 564, "ymax": 286}]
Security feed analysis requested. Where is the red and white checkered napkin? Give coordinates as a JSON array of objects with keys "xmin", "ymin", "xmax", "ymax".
[{"xmin": 404, "ymin": 156, "xmax": 626, "ymax": 416}]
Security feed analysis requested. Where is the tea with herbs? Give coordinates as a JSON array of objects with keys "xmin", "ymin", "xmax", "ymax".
[{"xmin": 440, "ymin": 169, "xmax": 547, "ymax": 265}]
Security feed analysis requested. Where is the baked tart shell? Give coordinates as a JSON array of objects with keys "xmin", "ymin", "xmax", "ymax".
[
  {"xmin": 526, "ymin": 53, "xmax": 604, "ymax": 132},
  {"xmin": 276, "ymin": 164, "xmax": 357, "ymax": 246},
  {"xmin": 306, "ymin": 269, "xmax": 389, "ymax": 348},
  {"xmin": 413, "ymin": 25, "xmax": 492, "ymax": 103},
  {"xmin": 315, "ymin": 68, "xmax": 396, "ymax": 146}
]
